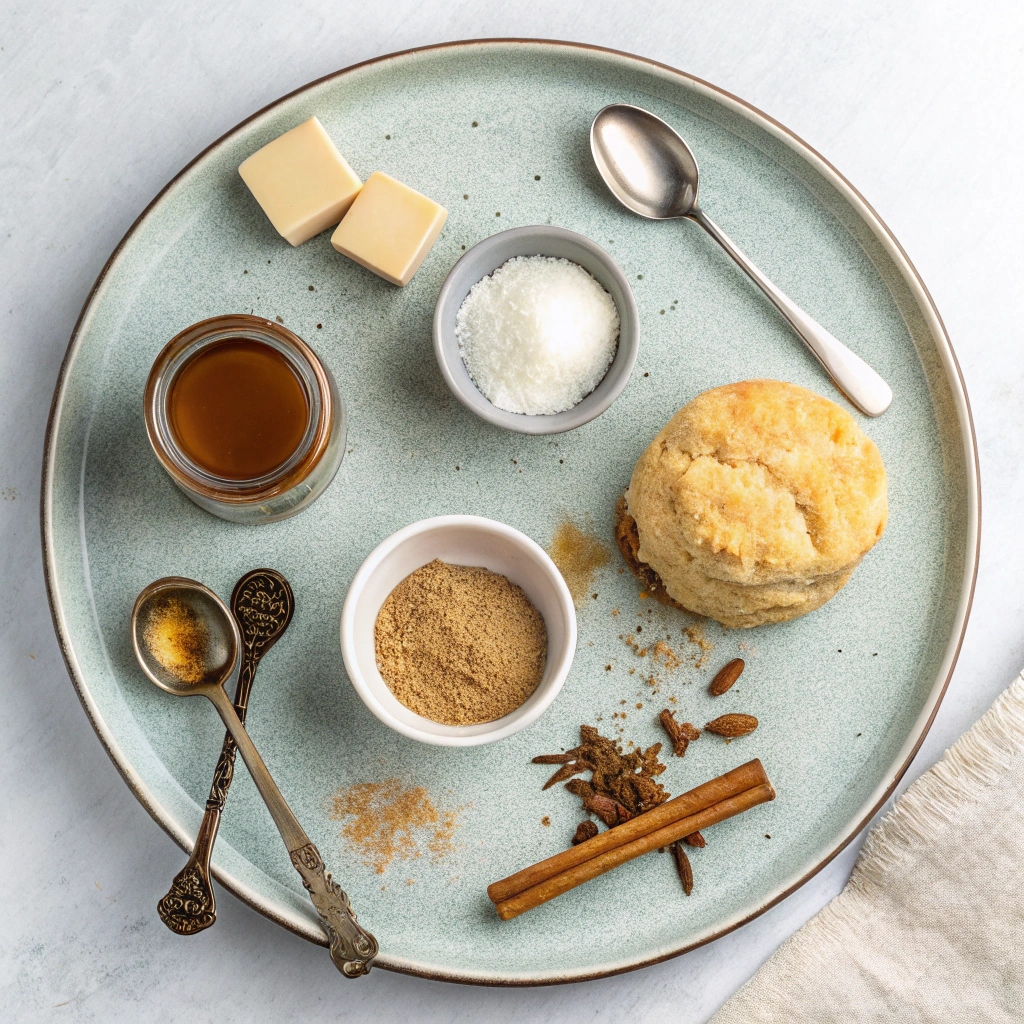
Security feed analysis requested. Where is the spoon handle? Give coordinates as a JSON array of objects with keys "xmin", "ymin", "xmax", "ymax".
[
  {"xmin": 205, "ymin": 686, "xmax": 378, "ymax": 977},
  {"xmin": 688, "ymin": 207, "xmax": 892, "ymax": 416},
  {"xmin": 156, "ymin": 652, "xmax": 264, "ymax": 934}
]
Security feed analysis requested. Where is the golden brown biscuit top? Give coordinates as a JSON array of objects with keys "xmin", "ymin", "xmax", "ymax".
[{"xmin": 627, "ymin": 380, "xmax": 888, "ymax": 585}]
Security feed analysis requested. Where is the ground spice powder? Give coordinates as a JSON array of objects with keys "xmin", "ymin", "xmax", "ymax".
[
  {"xmin": 548, "ymin": 518, "xmax": 610, "ymax": 604},
  {"xmin": 327, "ymin": 779, "xmax": 461, "ymax": 874},
  {"xmin": 143, "ymin": 596, "xmax": 209, "ymax": 684},
  {"xmin": 374, "ymin": 559, "xmax": 547, "ymax": 725}
]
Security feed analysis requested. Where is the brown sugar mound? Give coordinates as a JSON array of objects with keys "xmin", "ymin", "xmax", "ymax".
[{"xmin": 374, "ymin": 559, "xmax": 547, "ymax": 725}]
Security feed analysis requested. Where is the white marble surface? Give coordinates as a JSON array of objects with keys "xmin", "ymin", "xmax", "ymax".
[{"xmin": 1, "ymin": 1, "xmax": 1021, "ymax": 1019}]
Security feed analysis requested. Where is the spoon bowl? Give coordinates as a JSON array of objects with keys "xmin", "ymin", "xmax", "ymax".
[
  {"xmin": 591, "ymin": 104, "xmax": 698, "ymax": 219},
  {"xmin": 131, "ymin": 577, "xmax": 240, "ymax": 697}
]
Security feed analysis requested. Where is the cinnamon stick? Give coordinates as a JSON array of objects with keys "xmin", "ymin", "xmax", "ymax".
[
  {"xmin": 493, "ymin": 782, "xmax": 775, "ymax": 920},
  {"xmin": 487, "ymin": 759, "xmax": 769, "ymax": 905}
]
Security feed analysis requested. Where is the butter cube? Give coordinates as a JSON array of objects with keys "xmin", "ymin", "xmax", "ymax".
[
  {"xmin": 239, "ymin": 117, "xmax": 362, "ymax": 246},
  {"xmin": 331, "ymin": 172, "xmax": 447, "ymax": 286}
]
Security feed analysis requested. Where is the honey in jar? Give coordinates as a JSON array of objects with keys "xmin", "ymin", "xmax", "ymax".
[
  {"xmin": 146, "ymin": 315, "xmax": 346, "ymax": 524},
  {"xmin": 167, "ymin": 338, "xmax": 309, "ymax": 480}
]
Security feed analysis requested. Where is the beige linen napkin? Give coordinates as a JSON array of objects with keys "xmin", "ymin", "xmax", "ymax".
[{"xmin": 712, "ymin": 675, "xmax": 1024, "ymax": 1022}]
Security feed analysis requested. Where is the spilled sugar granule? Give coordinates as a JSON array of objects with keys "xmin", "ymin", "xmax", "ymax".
[{"xmin": 327, "ymin": 779, "xmax": 462, "ymax": 874}]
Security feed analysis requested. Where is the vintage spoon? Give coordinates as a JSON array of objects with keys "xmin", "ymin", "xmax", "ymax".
[
  {"xmin": 157, "ymin": 569, "xmax": 294, "ymax": 936},
  {"xmin": 132, "ymin": 576, "xmax": 378, "ymax": 977},
  {"xmin": 590, "ymin": 103, "xmax": 893, "ymax": 416}
]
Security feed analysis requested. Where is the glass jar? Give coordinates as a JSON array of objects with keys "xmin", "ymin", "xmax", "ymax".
[{"xmin": 145, "ymin": 314, "xmax": 346, "ymax": 524}]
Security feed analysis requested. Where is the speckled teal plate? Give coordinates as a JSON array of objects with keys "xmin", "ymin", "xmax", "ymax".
[{"xmin": 42, "ymin": 40, "xmax": 979, "ymax": 984}]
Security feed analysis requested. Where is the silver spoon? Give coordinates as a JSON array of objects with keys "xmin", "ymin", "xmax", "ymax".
[
  {"xmin": 131, "ymin": 576, "xmax": 378, "ymax": 977},
  {"xmin": 590, "ymin": 103, "xmax": 892, "ymax": 416}
]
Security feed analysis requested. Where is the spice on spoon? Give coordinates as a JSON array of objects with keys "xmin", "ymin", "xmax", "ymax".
[{"xmin": 143, "ymin": 596, "xmax": 210, "ymax": 684}]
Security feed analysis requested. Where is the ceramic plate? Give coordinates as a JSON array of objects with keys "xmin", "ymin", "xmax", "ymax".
[{"xmin": 42, "ymin": 40, "xmax": 979, "ymax": 984}]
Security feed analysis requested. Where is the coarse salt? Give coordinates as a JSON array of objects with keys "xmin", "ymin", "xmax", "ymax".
[{"xmin": 456, "ymin": 256, "xmax": 620, "ymax": 415}]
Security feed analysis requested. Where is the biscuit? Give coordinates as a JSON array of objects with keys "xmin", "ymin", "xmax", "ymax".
[{"xmin": 622, "ymin": 380, "xmax": 887, "ymax": 628}]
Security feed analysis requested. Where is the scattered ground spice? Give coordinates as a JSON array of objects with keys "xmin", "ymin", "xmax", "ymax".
[
  {"xmin": 548, "ymin": 518, "xmax": 610, "ymax": 605},
  {"xmin": 327, "ymin": 779, "xmax": 462, "ymax": 874},
  {"xmin": 621, "ymin": 634, "xmax": 682, "ymax": 695},
  {"xmin": 541, "ymin": 816, "xmax": 551, "ymax": 827},
  {"xmin": 652, "ymin": 639, "xmax": 681, "ymax": 670},
  {"xmin": 142, "ymin": 596, "xmax": 209, "ymax": 684},
  {"xmin": 622, "ymin": 634, "xmax": 643, "ymax": 656},
  {"xmin": 374, "ymin": 560, "xmax": 546, "ymax": 725}
]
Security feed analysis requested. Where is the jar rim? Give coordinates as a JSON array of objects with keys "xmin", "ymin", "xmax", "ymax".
[{"xmin": 145, "ymin": 315, "xmax": 335, "ymax": 505}]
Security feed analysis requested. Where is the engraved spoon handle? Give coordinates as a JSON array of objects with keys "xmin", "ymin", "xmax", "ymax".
[
  {"xmin": 205, "ymin": 686, "xmax": 378, "ymax": 977},
  {"xmin": 688, "ymin": 206, "xmax": 893, "ymax": 417},
  {"xmin": 156, "ymin": 668, "xmax": 256, "ymax": 934},
  {"xmin": 289, "ymin": 842, "xmax": 380, "ymax": 977},
  {"xmin": 156, "ymin": 796, "xmax": 221, "ymax": 934}
]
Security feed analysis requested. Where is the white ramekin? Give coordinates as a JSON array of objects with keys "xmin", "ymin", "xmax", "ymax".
[{"xmin": 340, "ymin": 515, "xmax": 577, "ymax": 746}]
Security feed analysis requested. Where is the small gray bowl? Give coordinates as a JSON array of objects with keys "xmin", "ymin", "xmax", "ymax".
[{"xmin": 433, "ymin": 226, "xmax": 639, "ymax": 434}]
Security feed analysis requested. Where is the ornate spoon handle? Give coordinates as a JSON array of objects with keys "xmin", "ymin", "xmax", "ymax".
[
  {"xmin": 157, "ymin": 799, "xmax": 221, "ymax": 934},
  {"xmin": 157, "ymin": 569, "xmax": 293, "ymax": 935},
  {"xmin": 206, "ymin": 684, "xmax": 378, "ymax": 977},
  {"xmin": 290, "ymin": 843, "xmax": 380, "ymax": 977}
]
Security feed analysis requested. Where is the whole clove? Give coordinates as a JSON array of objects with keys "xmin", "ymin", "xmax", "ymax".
[
  {"xmin": 709, "ymin": 658, "xmax": 745, "ymax": 696},
  {"xmin": 659, "ymin": 708, "xmax": 700, "ymax": 756},
  {"xmin": 672, "ymin": 842, "xmax": 694, "ymax": 895},
  {"xmin": 705, "ymin": 714, "xmax": 758, "ymax": 738},
  {"xmin": 571, "ymin": 821, "xmax": 599, "ymax": 845}
]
